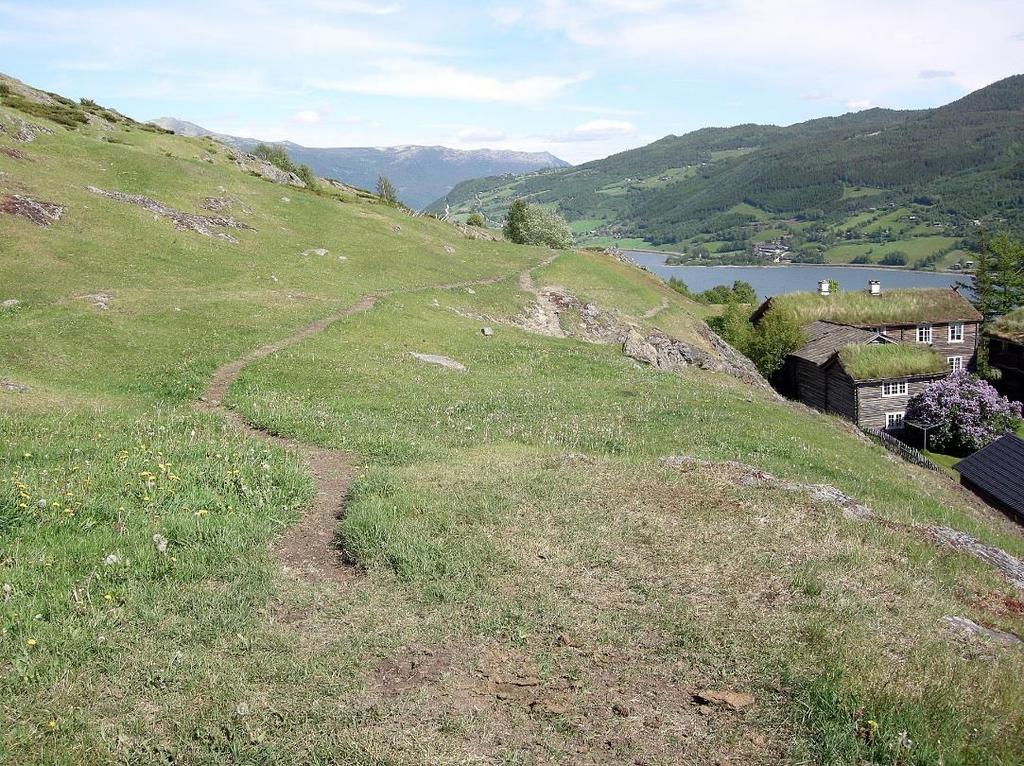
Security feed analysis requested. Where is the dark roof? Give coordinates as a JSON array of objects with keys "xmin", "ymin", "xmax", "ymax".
[
  {"xmin": 790, "ymin": 321, "xmax": 882, "ymax": 365},
  {"xmin": 989, "ymin": 308, "xmax": 1024, "ymax": 343},
  {"xmin": 954, "ymin": 434, "xmax": 1024, "ymax": 521}
]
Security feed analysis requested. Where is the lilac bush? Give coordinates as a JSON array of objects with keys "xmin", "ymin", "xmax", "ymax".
[{"xmin": 906, "ymin": 371, "xmax": 1023, "ymax": 454}]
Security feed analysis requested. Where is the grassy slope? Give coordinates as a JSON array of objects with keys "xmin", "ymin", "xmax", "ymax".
[{"xmin": 2, "ymin": 96, "xmax": 1024, "ymax": 765}]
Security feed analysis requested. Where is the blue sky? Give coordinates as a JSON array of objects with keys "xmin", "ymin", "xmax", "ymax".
[{"xmin": 1, "ymin": 0, "xmax": 1022, "ymax": 163}]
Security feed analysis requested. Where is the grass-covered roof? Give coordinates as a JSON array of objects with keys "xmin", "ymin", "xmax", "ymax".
[
  {"xmin": 989, "ymin": 308, "xmax": 1024, "ymax": 342},
  {"xmin": 764, "ymin": 288, "xmax": 982, "ymax": 326},
  {"xmin": 838, "ymin": 343, "xmax": 948, "ymax": 381}
]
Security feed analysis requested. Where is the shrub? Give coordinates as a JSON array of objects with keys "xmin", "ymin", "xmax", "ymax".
[
  {"xmin": 466, "ymin": 212, "xmax": 485, "ymax": 227},
  {"xmin": 879, "ymin": 251, "xmax": 908, "ymax": 266},
  {"xmin": 295, "ymin": 164, "xmax": 319, "ymax": 191},
  {"xmin": 905, "ymin": 372, "xmax": 1022, "ymax": 454},
  {"xmin": 851, "ymin": 254, "xmax": 872, "ymax": 264},
  {"xmin": 376, "ymin": 175, "xmax": 401, "ymax": 206},
  {"xmin": 746, "ymin": 310, "xmax": 807, "ymax": 377},
  {"xmin": 252, "ymin": 143, "xmax": 297, "ymax": 173},
  {"xmin": 503, "ymin": 200, "xmax": 573, "ymax": 249},
  {"xmin": 1, "ymin": 93, "xmax": 88, "ymax": 129}
]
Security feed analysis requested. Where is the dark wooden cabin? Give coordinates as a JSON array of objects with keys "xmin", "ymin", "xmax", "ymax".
[{"xmin": 954, "ymin": 434, "xmax": 1024, "ymax": 524}]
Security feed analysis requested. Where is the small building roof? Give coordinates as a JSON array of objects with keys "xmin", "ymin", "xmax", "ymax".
[
  {"xmin": 836, "ymin": 343, "xmax": 949, "ymax": 381},
  {"xmin": 989, "ymin": 308, "xmax": 1024, "ymax": 343},
  {"xmin": 752, "ymin": 287, "xmax": 982, "ymax": 327},
  {"xmin": 791, "ymin": 321, "xmax": 882, "ymax": 365},
  {"xmin": 954, "ymin": 434, "xmax": 1024, "ymax": 522}
]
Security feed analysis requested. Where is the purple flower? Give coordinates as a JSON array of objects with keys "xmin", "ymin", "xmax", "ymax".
[{"xmin": 906, "ymin": 372, "xmax": 1023, "ymax": 453}]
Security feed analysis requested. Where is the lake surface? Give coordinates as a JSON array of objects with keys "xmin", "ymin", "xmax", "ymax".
[{"xmin": 624, "ymin": 251, "xmax": 965, "ymax": 300}]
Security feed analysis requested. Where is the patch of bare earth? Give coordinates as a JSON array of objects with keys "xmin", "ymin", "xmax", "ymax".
[{"xmin": 0, "ymin": 194, "xmax": 64, "ymax": 226}]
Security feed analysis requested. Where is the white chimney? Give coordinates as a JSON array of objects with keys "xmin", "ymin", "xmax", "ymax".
[
  {"xmin": 818, "ymin": 279, "xmax": 830, "ymax": 296},
  {"xmin": 869, "ymin": 280, "xmax": 881, "ymax": 296}
]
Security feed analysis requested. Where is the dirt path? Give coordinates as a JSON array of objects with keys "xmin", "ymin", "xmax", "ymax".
[{"xmin": 197, "ymin": 256, "xmax": 560, "ymax": 582}]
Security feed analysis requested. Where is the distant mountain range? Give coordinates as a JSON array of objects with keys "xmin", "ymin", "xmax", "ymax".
[
  {"xmin": 429, "ymin": 75, "xmax": 1024, "ymax": 264},
  {"xmin": 148, "ymin": 118, "xmax": 569, "ymax": 209}
]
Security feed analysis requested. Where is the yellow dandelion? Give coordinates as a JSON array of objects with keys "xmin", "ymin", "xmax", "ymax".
[
  {"xmin": 26, "ymin": 638, "xmax": 37, "ymax": 647},
  {"xmin": 48, "ymin": 720, "xmax": 57, "ymax": 731},
  {"xmin": 104, "ymin": 593, "xmax": 113, "ymax": 602}
]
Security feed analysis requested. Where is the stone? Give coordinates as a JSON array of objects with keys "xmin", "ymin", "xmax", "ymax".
[
  {"xmin": 409, "ymin": 352, "xmax": 466, "ymax": 372},
  {"xmin": 302, "ymin": 248, "xmax": 329, "ymax": 257},
  {"xmin": 0, "ymin": 195, "xmax": 65, "ymax": 226},
  {"xmin": 693, "ymin": 689, "xmax": 754, "ymax": 711},
  {"xmin": 86, "ymin": 186, "xmax": 251, "ymax": 243},
  {"xmin": 481, "ymin": 327, "xmax": 494, "ymax": 337},
  {"xmin": 1, "ymin": 379, "xmax": 29, "ymax": 393},
  {"xmin": 942, "ymin": 616, "xmax": 1022, "ymax": 646},
  {"xmin": 443, "ymin": 244, "xmax": 456, "ymax": 254},
  {"xmin": 2, "ymin": 299, "xmax": 20, "ymax": 309}
]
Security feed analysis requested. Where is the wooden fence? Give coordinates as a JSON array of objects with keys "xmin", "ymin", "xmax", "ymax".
[{"xmin": 863, "ymin": 427, "xmax": 945, "ymax": 473}]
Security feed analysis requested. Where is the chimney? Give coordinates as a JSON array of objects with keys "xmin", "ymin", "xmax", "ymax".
[
  {"xmin": 868, "ymin": 279, "xmax": 881, "ymax": 296},
  {"xmin": 818, "ymin": 279, "xmax": 830, "ymax": 296}
]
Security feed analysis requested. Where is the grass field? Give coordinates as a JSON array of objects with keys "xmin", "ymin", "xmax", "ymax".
[{"xmin": 3, "ymin": 84, "xmax": 1024, "ymax": 765}]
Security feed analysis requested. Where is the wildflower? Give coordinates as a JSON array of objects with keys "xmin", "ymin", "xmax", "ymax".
[
  {"xmin": 26, "ymin": 638, "xmax": 37, "ymax": 647},
  {"xmin": 102, "ymin": 553, "xmax": 122, "ymax": 567},
  {"xmin": 47, "ymin": 719, "xmax": 57, "ymax": 731},
  {"xmin": 104, "ymin": 593, "xmax": 113, "ymax": 603},
  {"xmin": 896, "ymin": 731, "xmax": 913, "ymax": 751},
  {"xmin": 194, "ymin": 509, "xmax": 209, "ymax": 517},
  {"xmin": 152, "ymin": 533, "xmax": 168, "ymax": 554},
  {"xmin": 2, "ymin": 583, "xmax": 11, "ymax": 602},
  {"xmin": 37, "ymin": 499, "xmax": 47, "ymax": 509}
]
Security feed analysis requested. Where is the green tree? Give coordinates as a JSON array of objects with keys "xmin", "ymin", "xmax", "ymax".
[
  {"xmin": 252, "ymin": 143, "xmax": 296, "ymax": 173},
  {"xmin": 970, "ymin": 231, "xmax": 1024, "ymax": 319},
  {"xmin": 465, "ymin": 212, "xmax": 485, "ymax": 227},
  {"xmin": 746, "ymin": 310, "xmax": 806, "ymax": 378},
  {"xmin": 377, "ymin": 175, "xmax": 400, "ymax": 206},
  {"xmin": 503, "ymin": 199, "xmax": 530, "ymax": 244},
  {"xmin": 707, "ymin": 301, "xmax": 754, "ymax": 352},
  {"xmin": 730, "ymin": 280, "xmax": 757, "ymax": 304}
]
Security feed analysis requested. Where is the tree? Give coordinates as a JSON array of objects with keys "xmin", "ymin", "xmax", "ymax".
[
  {"xmin": 465, "ymin": 212, "xmax": 485, "ymax": 227},
  {"xmin": 377, "ymin": 175, "xmax": 400, "ymax": 206},
  {"xmin": 503, "ymin": 200, "xmax": 573, "ymax": 249},
  {"xmin": 730, "ymin": 280, "xmax": 758, "ymax": 305},
  {"xmin": 252, "ymin": 143, "xmax": 296, "ymax": 173},
  {"xmin": 905, "ymin": 372, "xmax": 1022, "ymax": 454},
  {"xmin": 503, "ymin": 200, "xmax": 529, "ymax": 243},
  {"xmin": 746, "ymin": 310, "xmax": 806, "ymax": 378},
  {"xmin": 970, "ymin": 231, "xmax": 1024, "ymax": 320},
  {"xmin": 707, "ymin": 301, "xmax": 754, "ymax": 352}
]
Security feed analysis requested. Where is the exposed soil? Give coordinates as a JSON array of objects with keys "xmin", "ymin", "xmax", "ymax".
[
  {"xmin": 0, "ymin": 194, "xmax": 64, "ymax": 226},
  {"xmin": 86, "ymin": 186, "xmax": 253, "ymax": 243}
]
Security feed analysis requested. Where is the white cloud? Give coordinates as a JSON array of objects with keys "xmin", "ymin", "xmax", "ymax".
[
  {"xmin": 307, "ymin": 0, "xmax": 404, "ymax": 13},
  {"xmin": 310, "ymin": 61, "xmax": 588, "ymax": 104},
  {"xmin": 455, "ymin": 126, "xmax": 509, "ymax": 142},
  {"xmin": 292, "ymin": 110, "xmax": 323, "ymax": 124},
  {"xmin": 846, "ymin": 99, "xmax": 873, "ymax": 111},
  {"xmin": 553, "ymin": 118, "xmax": 636, "ymax": 142}
]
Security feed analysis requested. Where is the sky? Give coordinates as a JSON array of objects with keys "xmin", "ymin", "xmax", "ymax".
[{"xmin": 1, "ymin": 1, "xmax": 1022, "ymax": 164}]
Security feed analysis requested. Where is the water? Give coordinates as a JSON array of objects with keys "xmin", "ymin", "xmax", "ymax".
[{"xmin": 624, "ymin": 251, "xmax": 966, "ymax": 300}]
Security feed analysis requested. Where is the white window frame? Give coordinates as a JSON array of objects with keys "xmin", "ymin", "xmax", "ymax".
[
  {"xmin": 948, "ymin": 322, "xmax": 964, "ymax": 343},
  {"xmin": 948, "ymin": 356, "xmax": 963, "ymax": 371},
  {"xmin": 885, "ymin": 411, "xmax": 905, "ymax": 430},
  {"xmin": 874, "ymin": 326, "xmax": 888, "ymax": 336},
  {"xmin": 917, "ymin": 324, "xmax": 933, "ymax": 344},
  {"xmin": 881, "ymin": 381, "xmax": 908, "ymax": 397}
]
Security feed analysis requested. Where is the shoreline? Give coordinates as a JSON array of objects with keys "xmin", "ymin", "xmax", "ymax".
[{"xmin": 623, "ymin": 249, "xmax": 964, "ymax": 276}]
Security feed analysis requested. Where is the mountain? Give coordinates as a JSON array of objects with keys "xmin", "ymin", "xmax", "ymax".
[
  {"xmin": 430, "ymin": 75, "xmax": 1024, "ymax": 267},
  {"xmin": 148, "ymin": 117, "xmax": 569, "ymax": 209}
]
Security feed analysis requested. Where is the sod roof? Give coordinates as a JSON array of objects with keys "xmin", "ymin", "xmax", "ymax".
[
  {"xmin": 989, "ymin": 308, "xmax": 1024, "ymax": 343},
  {"xmin": 757, "ymin": 288, "xmax": 982, "ymax": 327},
  {"xmin": 837, "ymin": 343, "xmax": 949, "ymax": 381}
]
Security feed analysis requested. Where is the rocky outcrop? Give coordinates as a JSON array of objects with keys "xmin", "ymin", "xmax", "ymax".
[
  {"xmin": 941, "ymin": 616, "xmax": 1021, "ymax": 646},
  {"xmin": 409, "ymin": 352, "xmax": 466, "ymax": 371},
  {"xmin": 229, "ymin": 152, "xmax": 306, "ymax": 187},
  {"xmin": 624, "ymin": 328, "xmax": 775, "ymax": 395},
  {"xmin": 86, "ymin": 186, "xmax": 253, "ymax": 242},
  {"xmin": 0, "ymin": 195, "xmax": 65, "ymax": 226},
  {"xmin": 455, "ymin": 223, "xmax": 500, "ymax": 241},
  {"xmin": 0, "ymin": 115, "xmax": 54, "ymax": 143}
]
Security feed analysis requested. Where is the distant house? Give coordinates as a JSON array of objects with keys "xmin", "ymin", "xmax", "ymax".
[
  {"xmin": 753, "ymin": 281, "xmax": 982, "ymax": 429},
  {"xmin": 988, "ymin": 308, "xmax": 1024, "ymax": 401},
  {"xmin": 954, "ymin": 434, "xmax": 1024, "ymax": 523}
]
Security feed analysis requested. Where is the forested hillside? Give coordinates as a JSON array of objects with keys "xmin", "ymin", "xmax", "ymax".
[{"xmin": 431, "ymin": 75, "xmax": 1024, "ymax": 267}]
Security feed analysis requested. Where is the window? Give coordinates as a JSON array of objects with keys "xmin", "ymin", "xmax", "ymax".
[
  {"xmin": 917, "ymin": 324, "xmax": 933, "ymax": 344},
  {"xmin": 948, "ymin": 356, "xmax": 963, "ymax": 371},
  {"xmin": 948, "ymin": 323, "xmax": 964, "ymax": 343},
  {"xmin": 886, "ymin": 411, "xmax": 905, "ymax": 430},
  {"xmin": 874, "ymin": 326, "xmax": 888, "ymax": 336},
  {"xmin": 882, "ymin": 381, "xmax": 908, "ymax": 397}
]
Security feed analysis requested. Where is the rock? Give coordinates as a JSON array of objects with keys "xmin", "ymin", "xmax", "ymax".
[
  {"xmin": 942, "ymin": 616, "xmax": 1022, "ymax": 646},
  {"xmin": 0, "ymin": 195, "xmax": 65, "ymax": 226},
  {"xmin": 1, "ymin": 379, "xmax": 29, "ymax": 393},
  {"xmin": 83, "ymin": 293, "xmax": 111, "ymax": 310},
  {"xmin": 466, "ymin": 287, "xmax": 476, "ymax": 294},
  {"xmin": 612, "ymin": 703, "xmax": 631, "ymax": 717},
  {"xmin": 280, "ymin": 196, "xmax": 291, "ymax": 203},
  {"xmin": 455, "ymin": 222, "xmax": 499, "ymax": 241},
  {"xmin": 337, "ymin": 255, "xmax": 347, "ymax": 261},
  {"xmin": 2, "ymin": 299, "xmax": 20, "ymax": 309},
  {"xmin": 409, "ymin": 352, "xmax": 466, "ymax": 372},
  {"xmin": 302, "ymin": 248, "xmax": 329, "ymax": 257},
  {"xmin": 693, "ymin": 689, "xmax": 754, "ymax": 711},
  {"xmin": 232, "ymin": 153, "xmax": 306, "ymax": 187},
  {"xmin": 443, "ymin": 244, "xmax": 456, "ymax": 254},
  {"xmin": 390, "ymin": 224, "xmax": 402, "ymax": 233},
  {"xmin": 481, "ymin": 327, "xmax": 494, "ymax": 337},
  {"xmin": 201, "ymin": 154, "xmax": 214, "ymax": 163},
  {"xmin": 86, "ymin": 186, "xmax": 252, "ymax": 243}
]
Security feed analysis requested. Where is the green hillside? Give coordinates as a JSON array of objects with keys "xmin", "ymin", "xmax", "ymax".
[
  {"xmin": 431, "ymin": 75, "xmax": 1024, "ymax": 269},
  {"xmin": 3, "ymin": 74, "xmax": 1024, "ymax": 764}
]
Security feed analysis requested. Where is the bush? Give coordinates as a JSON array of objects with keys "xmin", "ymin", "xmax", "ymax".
[
  {"xmin": 879, "ymin": 251, "xmax": 908, "ymax": 266},
  {"xmin": 295, "ymin": 164, "xmax": 319, "ymax": 191},
  {"xmin": 707, "ymin": 302, "xmax": 754, "ymax": 351},
  {"xmin": 376, "ymin": 175, "xmax": 401, "ymax": 206},
  {"xmin": 746, "ymin": 310, "xmax": 807, "ymax": 377},
  {"xmin": 503, "ymin": 200, "xmax": 573, "ymax": 249},
  {"xmin": 906, "ymin": 372, "xmax": 1022, "ymax": 454},
  {"xmin": 466, "ymin": 212, "xmax": 485, "ymax": 227},
  {"xmin": 1, "ymin": 93, "xmax": 88, "ymax": 129},
  {"xmin": 851, "ymin": 254, "xmax": 872, "ymax": 264},
  {"xmin": 252, "ymin": 143, "xmax": 297, "ymax": 173}
]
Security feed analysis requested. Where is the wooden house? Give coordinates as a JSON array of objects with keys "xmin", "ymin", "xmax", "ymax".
[
  {"xmin": 988, "ymin": 308, "xmax": 1024, "ymax": 401},
  {"xmin": 752, "ymin": 282, "xmax": 983, "ymax": 373},
  {"xmin": 954, "ymin": 434, "xmax": 1024, "ymax": 524},
  {"xmin": 782, "ymin": 321, "xmax": 949, "ymax": 430}
]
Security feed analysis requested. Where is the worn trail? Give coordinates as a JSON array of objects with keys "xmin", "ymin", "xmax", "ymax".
[{"xmin": 196, "ymin": 259, "xmax": 555, "ymax": 581}]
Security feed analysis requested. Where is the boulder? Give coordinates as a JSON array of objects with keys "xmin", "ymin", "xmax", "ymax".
[{"xmin": 409, "ymin": 352, "xmax": 466, "ymax": 372}]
